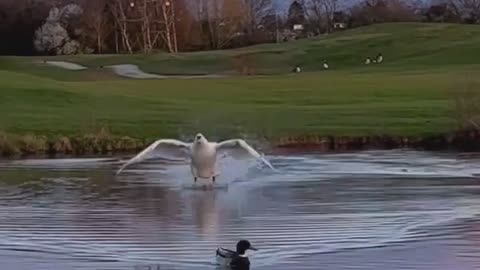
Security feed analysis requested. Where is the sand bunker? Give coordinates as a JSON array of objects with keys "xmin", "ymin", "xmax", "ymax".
[
  {"xmin": 107, "ymin": 64, "xmax": 167, "ymax": 79},
  {"xmin": 43, "ymin": 61, "xmax": 87, "ymax": 71},
  {"xmin": 41, "ymin": 61, "xmax": 225, "ymax": 79},
  {"xmin": 108, "ymin": 64, "xmax": 225, "ymax": 79}
]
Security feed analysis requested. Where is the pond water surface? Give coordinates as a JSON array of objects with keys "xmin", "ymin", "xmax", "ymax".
[{"xmin": 0, "ymin": 150, "xmax": 479, "ymax": 270}]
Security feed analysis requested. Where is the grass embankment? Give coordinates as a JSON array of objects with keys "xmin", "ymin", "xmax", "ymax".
[{"xmin": 1, "ymin": 23, "xmax": 480, "ymax": 156}]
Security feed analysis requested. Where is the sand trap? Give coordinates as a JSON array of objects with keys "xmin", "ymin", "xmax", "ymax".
[
  {"xmin": 43, "ymin": 61, "xmax": 87, "ymax": 71},
  {"xmin": 41, "ymin": 61, "xmax": 226, "ymax": 79},
  {"xmin": 108, "ymin": 64, "xmax": 226, "ymax": 79},
  {"xmin": 107, "ymin": 64, "xmax": 167, "ymax": 79}
]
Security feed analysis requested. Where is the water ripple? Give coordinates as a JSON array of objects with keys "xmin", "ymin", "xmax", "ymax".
[{"xmin": 0, "ymin": 150, "xmax": 479, "ymax": 269}]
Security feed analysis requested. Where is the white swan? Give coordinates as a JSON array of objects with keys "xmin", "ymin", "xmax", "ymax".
[{"xmin": 116, "ymin": 133, "xmax": 274, "ymax": 182}]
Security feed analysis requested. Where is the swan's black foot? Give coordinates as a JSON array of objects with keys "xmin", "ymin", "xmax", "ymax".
[
  {"xmin": 194, "ymin": 177, "xmax": 197, "ymax": 183},
  {"xmin": 212, "ymin": 176, "xmax": 216, "ymax": 183}
]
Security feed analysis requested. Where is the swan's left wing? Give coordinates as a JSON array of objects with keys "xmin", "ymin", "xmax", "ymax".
[
  {"xmin": 116, "ymin": 139, "xmax": 191, "ymax": 175},
  {"xmin": 215, "ymin": 139, "xmax": 274, "ymax": 169}
]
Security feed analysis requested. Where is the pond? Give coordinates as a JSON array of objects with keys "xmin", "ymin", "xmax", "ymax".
[{"xmin": 0, "ymin": 150, "xmax": 479, "ymax": 270}]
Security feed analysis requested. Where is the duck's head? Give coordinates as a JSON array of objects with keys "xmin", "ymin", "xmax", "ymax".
[
  {"xmin": 194, "ymin": 133, "xmax": 208, "ymax": 144},
  {"xmin": 236, "ymin": 240, "xmax": 257, "ymax": 255}
]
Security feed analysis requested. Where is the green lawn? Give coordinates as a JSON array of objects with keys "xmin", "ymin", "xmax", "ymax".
[{"xmin": 1, "ymin": 23, "xmax": 480, "ymax": 144}]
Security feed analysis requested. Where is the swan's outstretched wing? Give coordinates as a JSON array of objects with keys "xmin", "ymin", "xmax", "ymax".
[
  {"xmin": 116, "ymin": 139, "xmax": 191, "ymax": 175},
  {"xmin": 215, "ymin": 139, "xmax": 274, "ymax": 169}
]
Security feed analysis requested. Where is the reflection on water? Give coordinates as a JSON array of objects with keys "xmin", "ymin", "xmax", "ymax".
[{"xmin": 0, "ymin": 150, "xmax": 479, "ymax": 270}]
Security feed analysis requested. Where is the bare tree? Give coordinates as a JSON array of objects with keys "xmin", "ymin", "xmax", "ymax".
[
  {"xmin": 80, "ymin": 0, "xmax": 111, "ymax": 53},
  {"xmin": 349, "ymin": 0, "xmax": 418, "ymax": 26},
  {"xmin": 322, "ymin": 0, "xmax": 338, "ymax": 32},
  {"xmin": 307, "ymin": 0, "xmax": 324, "ymax": 32},
  {"xmin": 304, "ymin": 0, "xmax": 338, "ymax": 33},
  {"xmin": 107, "ymin": 0, "xmax": 179, "ymax": 54},
  {"xmin": 109, "ymin": 0, "xmax": 133, "ymax": 53},
  {"xmin": 190, "ymin": 0, "xmax": 245, "ymax": 49},
  {"xmin": 159, "ymin": 0, "xmax": 179, "ymax": 53},
  {"xmin": 174, "ymin": 0, "xmax": 196, "ymax": 51},
  {"xmin": 448, "ymin": 0, "xmax": 480, "ymax": 22},
  {"xmin": 240, "ymin": 0, "xmax": 273, "ymax": 40}
]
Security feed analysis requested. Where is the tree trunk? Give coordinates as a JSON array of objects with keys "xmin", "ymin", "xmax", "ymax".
[
  {"xmin": 162, "ymin": 3, "xmax": 173, "ymax": 53},
  {"xmin": 116, "ymin": 0, "xmax": 133, "ymax": 53},
  {"xmin": 171, "ymin": 0, "xmax": 178, "ymax": 53},
  {"xmin": 97, "ymin": 30, "xmax": 102, "ymax": 53},
  {"xmin": 115, "ymin": 25, "xmax": 119, "ymax": 53}
]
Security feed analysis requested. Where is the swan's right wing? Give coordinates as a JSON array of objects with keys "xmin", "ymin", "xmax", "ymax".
[
  {"xmin": 116, "ymin": 139, "xmax": 191, "ymax": 175},
  {"xmin": 216, "ymin": 139, "xmax": 274, "ymax": 169}
]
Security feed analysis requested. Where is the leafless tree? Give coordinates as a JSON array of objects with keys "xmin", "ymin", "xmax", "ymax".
[
  {"xmin": 322, "ymin": 0, "xmax": 338, "ymax": 32},
  {"xmin": 349, "ymin": 0, "xmax": 419, "ymax": 26},
  {"xmin": 307, "ymin": 0, "xmax": 324, "ymax": 27},
  {"xmin": 190, "ymin": 0, "xmax": 245, "ymax": 49},
  {"xmin": 108, "ymin": 0, "xmax": 133, "ymax": 53},
  {"xmin": 448, "ymin": 0, "xmax": 480, "ymax": 22},
  {"xmin": 304, "ymin": 0, "xmax": 338, "ymax": 33},
  {"xmin": 80, "ymin": 0, "xmax": 111, "ymax": 53},
  {"xmin": 240, "ymin": 0, "xmax": 274, "ymax": 39},
  {"xmin": 107, "ymin": 0, "xmax": 179, "ymax": 54},
  {"xmin": 153, "ymin": 0, "xmax": 179, "ymax": 53}
]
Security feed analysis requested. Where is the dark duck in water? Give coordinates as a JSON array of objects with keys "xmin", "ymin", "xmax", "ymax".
[{"xmin": 216, "ymin": 240, "xmax": 258, "ymax": 270}]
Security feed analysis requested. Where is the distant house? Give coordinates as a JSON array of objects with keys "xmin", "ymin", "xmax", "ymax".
[
  {"xmin": 332, "ymin": 11, "xmax": 349, "ymax": 31},
  {"xmin": 287, "ymin": 1, "xmax": 306, "ymax": 30},
  {"xmin": 293, "ymin": 24, "xmax": 304, "ymax": 31},
  {"xmin": 333, "ymin": 22, "xmax": 347, "ymax": 29}
]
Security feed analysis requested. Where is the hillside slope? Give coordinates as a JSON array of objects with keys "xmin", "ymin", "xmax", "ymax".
[{"xmin": 1, "ymin": 23, "xmax": 480, "ymax": 79}]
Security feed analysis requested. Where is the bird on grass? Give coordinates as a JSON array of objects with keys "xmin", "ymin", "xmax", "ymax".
[
  {"xmin": 323, "ymin": 60, "xmax": 329, "ymax": 70},
  {"xmin": 116, "ymin": 133, "xmax": 274, "ymax": 183},
  {"xmin": 216, "ymin": 240, "xmax": 258, "ymax": 270},
  {"xmin": 292, "ymin": 65, "xmax": 301, "ymax": 73}
]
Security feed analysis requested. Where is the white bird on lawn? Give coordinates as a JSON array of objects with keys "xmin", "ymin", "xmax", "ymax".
[{"xmin": 115, "ymin": 133, "xmax": 274, "ymax": 182}]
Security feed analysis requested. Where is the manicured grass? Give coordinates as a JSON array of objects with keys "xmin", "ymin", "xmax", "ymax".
[
  {"xmin": 1, "ymin": 23, "xmax": 480, "ymax": 143},
  {"xmin": 0, "ymin": 67, "xmax": 477, "ymax": 141}
]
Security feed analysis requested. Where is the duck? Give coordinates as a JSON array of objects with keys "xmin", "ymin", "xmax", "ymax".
[
  {"xmin": 323, "ymin": 60, "xmax": 329, "ymax": 70},
  {"xmin": 376, "ymin": 53, "xmax": 383, "ymax": 63},
  {"xmin": 292, "ymin": 65, "xmax": 301, "ymax": 73},
  {"xmin": 216, "ymin": 240, "xmax": 258, "ymax": 270}
]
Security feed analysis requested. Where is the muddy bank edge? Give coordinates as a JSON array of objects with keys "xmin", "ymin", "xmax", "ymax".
[{"xmin": 2, "ymin": 129, "xmax": 480, "ymax": 159}]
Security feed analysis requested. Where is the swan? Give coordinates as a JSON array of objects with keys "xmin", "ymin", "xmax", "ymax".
[{"xmin": 116, "ymin": 133, "xmax": 274, "ymax": 182}]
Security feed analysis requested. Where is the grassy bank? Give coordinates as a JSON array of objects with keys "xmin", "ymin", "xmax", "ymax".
[
  {"xmin": 1, "ymin": 23, "xmax": 480, "ymax": 156},
  {"xmin": 1, "ymin": 68, "xmax": 469, "ymax": 137},
  {"xmin": 1, "ymin": 66, "xmax": 478, "ymax": 156}
]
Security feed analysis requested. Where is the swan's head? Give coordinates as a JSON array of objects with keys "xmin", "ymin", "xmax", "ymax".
[{"xmin": 194, "ymin": 133, "xmax": 207, "ymax": 144}]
